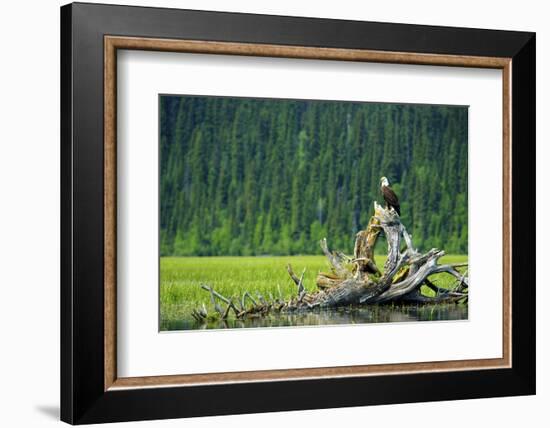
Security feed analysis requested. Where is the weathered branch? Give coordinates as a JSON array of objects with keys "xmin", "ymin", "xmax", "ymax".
[
  {"xmin": 450, "ymin": 262, "xmax": 469, "ymax": 268},
  {"xmin": 320, "ymin": 238, "xmax": 351, "ymax": 278},
  {"xmin": 201, "ymin": 284, "xmax": 240, "ymax": 318},
  {"xmin": 192, "ymin": 200, "xmax": 468, "ymax": 322},
  {"xmin": 353, "ymin": 210, "xmax": 382, "ymax": 280}
]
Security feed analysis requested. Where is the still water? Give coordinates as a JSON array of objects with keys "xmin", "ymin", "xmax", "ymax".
[{"xmin": 161, "ymin": 304, "xmax": 468, "ymax": 331}]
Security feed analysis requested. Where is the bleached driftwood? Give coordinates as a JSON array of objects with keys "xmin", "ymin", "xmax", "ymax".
[{"xmin": 191, "ymin": 202, "xmax": 468, "ymax": 322}]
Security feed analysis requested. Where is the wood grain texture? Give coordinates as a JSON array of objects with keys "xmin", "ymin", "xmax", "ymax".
[
  {"xmin": 103, "ymin": 35, "xmax": 512, "ymax": 390},
  {"xmin": 104, "ymin": 37, "xmax": 117, "ymax": 391},
  {"xmin": 502, "ymin": 62, "xmax": 512, "ymax": 367},
  {"xmin": 106, "ymin": 36, "xmax": 510, "ymax": 68},
  {"xmin": 111, "ymin": 357, "xmax": 507, "ymax": 389}
]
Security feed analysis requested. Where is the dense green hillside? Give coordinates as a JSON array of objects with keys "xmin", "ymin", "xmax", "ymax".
[{"xmin": 160, "ymin": 95, "xmax": 468, "ymax": 256}]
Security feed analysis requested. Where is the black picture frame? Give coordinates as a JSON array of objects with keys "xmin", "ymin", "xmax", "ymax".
[{"xmin": 61, "ymin": 2, "xmax": 535, "ymax": 424}]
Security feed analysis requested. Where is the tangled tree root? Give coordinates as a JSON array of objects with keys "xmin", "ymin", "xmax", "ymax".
[{"xmin": 191, "ymin": 202, "xmax": 468, "ymax": 323}]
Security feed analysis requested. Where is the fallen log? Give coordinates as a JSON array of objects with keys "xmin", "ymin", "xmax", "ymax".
[{"xmin": 191, "ymin": 201, "xmax": 468, "ymax": 321}]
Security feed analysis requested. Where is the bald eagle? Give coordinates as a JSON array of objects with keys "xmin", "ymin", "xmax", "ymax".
[{"xmin": 380, "ymin": 177, "xmax": 401, "ymax": 216}]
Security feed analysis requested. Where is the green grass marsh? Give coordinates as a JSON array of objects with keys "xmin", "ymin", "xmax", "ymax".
[{"xmin": 160, "ymin": 254, "xmax": 467, "ymax": 330}]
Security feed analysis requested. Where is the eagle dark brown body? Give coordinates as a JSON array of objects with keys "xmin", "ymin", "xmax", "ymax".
[{"xmin": 380, "ymin": 176, "xmax": 400, "ymax": 216}]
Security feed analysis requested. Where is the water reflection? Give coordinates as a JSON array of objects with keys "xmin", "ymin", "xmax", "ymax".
[{"xmin": 161, "ymin": 304, "xmax": 468, "ymax": 331}]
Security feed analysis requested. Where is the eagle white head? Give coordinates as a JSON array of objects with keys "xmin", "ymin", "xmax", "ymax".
[{"xmin": 380, "ymin": 176, "xmax": 390, "ymax": 187}]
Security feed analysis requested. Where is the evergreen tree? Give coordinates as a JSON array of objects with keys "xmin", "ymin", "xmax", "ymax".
[{"xmin": 160, "ymin": 96, "xmax": 468, "ymax": 256}]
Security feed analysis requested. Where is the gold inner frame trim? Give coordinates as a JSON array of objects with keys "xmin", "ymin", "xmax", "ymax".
[{"xmin": 104, "ymin": 35, "xmax": 512, "ymax": 391}]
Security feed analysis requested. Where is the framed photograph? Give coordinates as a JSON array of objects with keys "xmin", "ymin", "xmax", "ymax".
[{"xmin": 60, "ymin": 2, "xmax": 535, "ymax": 424}]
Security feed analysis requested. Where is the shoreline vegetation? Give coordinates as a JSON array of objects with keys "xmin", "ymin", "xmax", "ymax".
[
  {"xmin": 159, "ymin": 95, "xmax": 469, "ymax": 331},
  {"xmin": 160, "ymin": 254, "xmax": 467, "ymax": 330}
]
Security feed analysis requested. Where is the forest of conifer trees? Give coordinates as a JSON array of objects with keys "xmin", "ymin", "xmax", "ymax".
[{"xmin": 160, "ymin": 95, "xmax": 468, "ymax": 257}]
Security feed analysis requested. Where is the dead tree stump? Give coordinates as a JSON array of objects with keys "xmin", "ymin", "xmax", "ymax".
[{"xmin": 192, "ymin": 202, "xmax": 468, "ymax": 322}]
